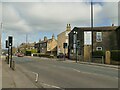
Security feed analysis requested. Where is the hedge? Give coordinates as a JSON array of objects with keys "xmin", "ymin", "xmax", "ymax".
[
  {"xmin": 39, "ymin": 53, "xmax": 54, "ymax": 58},
  {"xmin": 111, "ymin": 50, "xmax": 120, "ymax": 61},
  {"xmin": 92, "ymin": 51, "xmax": 105, "ymax": 57},
  {"xmin": 26, "ymin": 49, "xmax": 37, "ymax": 56},
  {"xmin": 26, "ymin": 50, "xmax": 31, "ymax": 56},
  {"xmin": 31, "ymin": 49, "xmax": 37, "ymax": 53}
]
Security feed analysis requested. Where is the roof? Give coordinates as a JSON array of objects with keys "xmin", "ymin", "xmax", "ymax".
[
  {"xmin": 73, "ymin": 26, "xmax": 119, "ymax": 31},
  {"xmin": 57, "ymin": 30, "xmax": 71, "ymax": 37},
  {"xmin": 36, "ymin": 38, "xmax": 57, "ymax": 44}
]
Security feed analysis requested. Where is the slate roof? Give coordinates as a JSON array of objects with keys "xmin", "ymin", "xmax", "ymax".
[{"xmin": 73, "ymin": 26, "xmax": 119, "ymax": 31}]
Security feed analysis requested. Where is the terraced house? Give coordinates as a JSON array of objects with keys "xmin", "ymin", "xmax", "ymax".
[
  {"xmin": 57, "ymin": 24, "xmax": 71, "ymax": 57},
  {"xmin": 35, "ymin": 34, "xmax": 57, "ymax": 56},
  {"xmin": 68, "ymin": 24, "xmax": 120, "ymax": 61}
]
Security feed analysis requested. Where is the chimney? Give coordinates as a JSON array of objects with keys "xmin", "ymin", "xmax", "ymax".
[
  {"xmin": 52, "ymin": 34, "xmax": 55, "ymax": 40},
  {"xmin": 112, "ymin": 24, "xmax": 114, "ymax": 26},
  {"xmin": 66, "ymin": 24, "xmax": 71, "ymax": 31},
  {"xmin": 44, "ymin": 36, "xmax": 47, "ymax": 41}
]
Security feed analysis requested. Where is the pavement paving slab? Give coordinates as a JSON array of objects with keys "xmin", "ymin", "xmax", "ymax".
[
  {"xmin": 0, "ymin": 56, "xmax": 2, "ymax": 90},
  {"xmin": 2, "ymin": 56, "xmax": 38, "ymax": 88}
]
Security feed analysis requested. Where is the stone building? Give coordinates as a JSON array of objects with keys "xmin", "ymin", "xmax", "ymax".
[
  {"xmin": 18, "ymin": 42, "xmax": 36, "ymax": 54},
  {"xmin": 35, "ymin": 34, "xmax": 57, "ymax": 55},
  {"xmin": 116, "ymin": 26, "xmax": 120, "ymax": 50},
  {"xmin": 68, "ymin": 25, "xmax": 119, "ymax": 61},
  {"xmin": 57, "ymin": 24, "xmax": 71, "ymax": 56}
]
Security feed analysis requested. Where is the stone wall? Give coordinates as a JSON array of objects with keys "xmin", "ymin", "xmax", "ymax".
[{"xmin": 93, "ymin": 31, "xmax": 117, "ymax": 51}]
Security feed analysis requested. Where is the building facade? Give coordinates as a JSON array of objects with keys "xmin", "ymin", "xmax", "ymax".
[
  {"xmin": 116, "ymin": 27, "xmax": 120, "ymax": 50},
  {"xmin": 57, "ymin": 24, "xmax": 71, "ymax": 56},
  {"xmin": 18, "ymin": 42, "xmax": 36, "ymax": 54},
  {"xmin": 68, "ymin": 25, "xmax": 119, "ymax": 61},
  {"xmin": 35, "ymin": 34, "xmax": 57, "ymax": 55},
  {"xmin": 68, "ymin": 27, "xmax": 84, "ymax": 60}
]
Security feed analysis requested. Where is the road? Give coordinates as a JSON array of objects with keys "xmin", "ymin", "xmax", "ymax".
[{"xmin": 13, "ymin": 56, "xmax": 118, "ymax": 88}]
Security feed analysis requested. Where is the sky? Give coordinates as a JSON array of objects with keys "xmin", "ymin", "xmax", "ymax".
[{"xmin": 0, "ymin": 0, "xmax": 119, "ymax": 49}]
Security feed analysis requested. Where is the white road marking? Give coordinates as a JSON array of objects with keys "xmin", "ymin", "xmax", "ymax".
[
  {"xmin": 81, "ymin": 64, "xmax": 119, "ymax": 71},
  {"xmin": 42, "ymin": 83, "xmax": 61, "ymax": 88},
  {"xmin": 40, "ymin": 82, "xmax": 65, "ymax": 90},
  {"xmin": 32, "ymin": 72, "xmax": 39, "ymax": 83},
  {"xmin": 72, "ymin": 69, "xmax": 81, "ymax": 72},
  {"xmin": 52, "ymin": 65, "xmax": 118, "ymax": 80},
  {"xmin": 72, "ymin": 68, "xmax": 118, "ymax": 80}
]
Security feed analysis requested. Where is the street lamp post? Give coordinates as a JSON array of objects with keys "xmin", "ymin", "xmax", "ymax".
[{"xmin": 73, "ymin": 31, "xmax": 78, "ymax": 63}]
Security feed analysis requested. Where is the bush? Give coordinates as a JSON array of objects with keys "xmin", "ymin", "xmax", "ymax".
[
  {"xmin": 31, "ymin": 49, "xmax": 37, "ymax": 53},
  {"xmin": 39, "ymin": 53, "xmax": 54, "ymax": 58},
  {"xmin": 111, "ymin": 50, "xmax": 120, "ymax": 61},
  {"xmin": 92, "ymin": 51, "xmax": 105, "ymax": 57},
  {"xmin": 26, "ymin": 50, "xmax": 31, "ymax": 56}
]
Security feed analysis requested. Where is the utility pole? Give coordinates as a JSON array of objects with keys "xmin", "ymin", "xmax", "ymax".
[
  {"xmin": 0, "ymin": 23, "xmax": 2, "ymax": 55},
  {"xmin": 91, "ymin": 1, "xmax": 94, "ymax": 62},
  {"xmin": 26, "ymin": 34, "xmax": 28, "ymax": 55}
]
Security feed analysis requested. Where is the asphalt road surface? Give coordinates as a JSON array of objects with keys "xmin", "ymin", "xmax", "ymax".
[{"xmin": 13, "ymin": 56, "xmax": 118, "ymax": 88}]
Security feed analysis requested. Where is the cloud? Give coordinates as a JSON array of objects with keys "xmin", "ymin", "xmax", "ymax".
[
  {"xmin": 3, "ymin": 3, "xmax": 32, "ymax": 33},
  {"xmin": 2, "ymin": 0, "xmax": 120, "ymax": 2},
  {"xmin": 2, "ymin": 2, "xmax": 118, "ymax": 33},
  {"xmin": 2, "ymin": 2, "xmax": 104, "ymax": 34},
  {"xmin": 101, "ymin": 2, "xmax": 118, "ymax": 25},
  {"xmin": 1, "ymin": 1, "xmax": 118, "ymax": 48}
]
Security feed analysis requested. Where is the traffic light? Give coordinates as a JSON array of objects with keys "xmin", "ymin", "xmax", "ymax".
[
  {"xmin": 63, "ymin": 43, "xmax": 67, "ymax": 48},
  {"xmin": 5, "ymin": 40, "xmax": 9, "ymax": 48},
  {"xmin": 8, "ymin": 36, "xmax": 13, "ymax": 46}
]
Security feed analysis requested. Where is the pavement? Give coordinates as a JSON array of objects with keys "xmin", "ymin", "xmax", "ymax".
[
  {"xmin": 0, "ymin": 56, "xmax": 2, "ymax": 90},
  {"xmin": 2, "ymin": 56, "xmax": 38, "ymax": 88},
  {"xmin": 27, "ymin": 56, "xmax": 119, "ymax": 69}
]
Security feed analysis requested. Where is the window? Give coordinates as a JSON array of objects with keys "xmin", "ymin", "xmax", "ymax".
[
  {"xmin": 96, "ymin": 47, "xmax": 102, "ymax": 51},
  {"xmin": 96, "ymin": 32, "xmax": 102, "ymax": 42},
  {"xmin": 40, "ymin": 44, "xmax": 42, "ymax": 47},
  {"xmin": 66, "ymin": 39, "xmax": 68, "ymax": 43},
  {"xmin": 44, "ymin": 43, "xmax": 46, "ymax": 47}
]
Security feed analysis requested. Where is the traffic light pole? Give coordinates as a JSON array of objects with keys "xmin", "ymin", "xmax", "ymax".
[
  {"xmin": 76, "ymin": 47, "xmax": 77, "ymax": 63},
  {"xmin": 10, "ymin": 46, "xmax": 12, "ymax": 68},
  {"xmin": 64, "ymin": 48, "xmax": 65, "ymax": 61},
  {"xmin": 7, "ymin": 46, "xmax": 9, "ymax": 64},
  {"xmin": 76, "ymin": 40, "xmax": 80, "ymax": 63}
]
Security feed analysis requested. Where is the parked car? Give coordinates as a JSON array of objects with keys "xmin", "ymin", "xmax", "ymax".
[
  {"xmin": 17, "ymin": 53, "xmax": 24, "ymax": 57},
  {"xmin": 57, "ymin": 53, "xmax": 64, "ymax": 58}
]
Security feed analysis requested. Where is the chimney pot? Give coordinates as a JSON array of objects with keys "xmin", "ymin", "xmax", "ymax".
[{"xmin": 112, "ymin": 24, "xmax": 114, "ymax": 26}]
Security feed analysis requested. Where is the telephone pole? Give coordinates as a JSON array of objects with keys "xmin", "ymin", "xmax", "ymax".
[
  {"xmin": 91, "ymin": 1, "xmax": 94, "ymax": 62},
  {"xmin": 25, "ymin": 34, "xmax": 28, "ymax": 55}
]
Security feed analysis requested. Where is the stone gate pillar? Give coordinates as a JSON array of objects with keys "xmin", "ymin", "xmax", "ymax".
[
  {"xmin": 105, "ymin": 51, "xmax": 111, "ymax": 64},
  {"xmin": 84, "ymin": 45, "xmax": 91, "ymax": 62}
]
